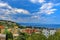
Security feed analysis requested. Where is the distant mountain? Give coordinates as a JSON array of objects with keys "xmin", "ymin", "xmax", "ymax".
[{"xmin": 19, "ymin": 23, "xmax": 60, "ymax": 29}]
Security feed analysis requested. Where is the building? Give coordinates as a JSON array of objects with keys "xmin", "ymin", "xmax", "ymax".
[
  {"xmin": 0, "ymin": 26, "xmax": 5, "ymax": 34},
  {"xmin": 20, "ymin": 28, "xmax": 40, "ymax": 34},
  {"xmin": 0, "ymin": 26, "xmax": 6, "ymax": 40},
  {"xmin": 42, "ymin": 29, "xmax": 56, "ymax": 37},
  {"xmin": 49, "ymin": 30, "xmax": 56, "ymax": 35},
  {"xmin": 42, "ymin": 29, "xmax": 50, "ymax": 37}
]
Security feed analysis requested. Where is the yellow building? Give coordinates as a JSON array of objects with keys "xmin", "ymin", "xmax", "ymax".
[{"xmin": 13, "ymin": 26, "xmax": 19, "ymax": 34}]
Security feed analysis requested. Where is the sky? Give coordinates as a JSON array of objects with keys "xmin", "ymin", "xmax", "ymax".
[{"xmin": 0, "ymin": 0, "xmax": 60, "ymax": 24}]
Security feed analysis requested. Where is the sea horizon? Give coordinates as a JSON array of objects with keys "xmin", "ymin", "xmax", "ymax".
[{"xmin": 19, "ymin": 23, "xmax": 60, "ymax": 29}]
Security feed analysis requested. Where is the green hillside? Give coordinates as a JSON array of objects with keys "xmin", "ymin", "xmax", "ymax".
[{"xmin": 0, "ymin": 20, "xmax": 19, "ymax": 28}]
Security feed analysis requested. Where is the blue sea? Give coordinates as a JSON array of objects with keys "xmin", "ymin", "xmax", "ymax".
[{"xmin": 18, "ymin": 23, "xmax": 60, "ymax": 29}]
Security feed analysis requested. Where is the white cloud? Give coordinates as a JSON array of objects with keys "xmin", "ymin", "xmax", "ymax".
[
  {"xmin": 0, "ymin": 16, "xmax": 11, "ymax": 20},
  {"xmin": 14, "ymin": 8, "xmax": 29, "ymax": 14},
  {"xmin": 30, "ymin": 0, "xmax": 37, "ymax": 3},
  {"xmin": 0, "ymin": 2, "xmax": 30, "ymax": 22},
  {"xmin": 30, "ymin": 0, "xmax": 45, "ymax": 3},
  {"xmin": 0, "ymin": 2, "xmax": 12, "ymax": 9},
  {"xmin": 39, "ymin": 0, "xmax": 45, "ymax": 3},
  {"xmin": 31, "ymin": 15, "xmax": 39, "ymax": 18},
  {"xmin": 0, "ymin": 2, "xmax": 29, "ymax": 15},
  {"xmin": 36, "ymin": 3, "xmax": 57, "ymax": 15},
  {"xmin": 40, "ymin": 9, "xmax": 56, "ymax": 15},
  {"xmin": 40, "ymin": 3, "xmax": 54, "ymax": 9}
]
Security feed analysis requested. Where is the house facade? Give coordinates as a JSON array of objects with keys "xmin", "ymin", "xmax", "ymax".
[{"xmin": 42, "ymin": 29, "xmax": 56, "ymax": 37}]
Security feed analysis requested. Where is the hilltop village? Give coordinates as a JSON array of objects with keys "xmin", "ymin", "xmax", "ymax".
[{"xmin": 0, "ymin": 20, "xmax": 60, "ymax": 40}]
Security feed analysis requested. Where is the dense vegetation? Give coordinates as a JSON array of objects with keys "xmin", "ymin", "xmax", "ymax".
[{"xmin": 16, "ymin": 31, "xmax": 60, "ymax": 40}]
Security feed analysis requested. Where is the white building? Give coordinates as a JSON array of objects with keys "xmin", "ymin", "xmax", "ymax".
[
  {"xmin": 42, "ymin": 29, "xmax": 49, "ymax": 37},
  {"xmin": 42, "ymin": 29, "xmax": 56, "ymax": 37},
  {"xmin": 49, "ymin": 30, "xmax": 56, "ymax": 35}
]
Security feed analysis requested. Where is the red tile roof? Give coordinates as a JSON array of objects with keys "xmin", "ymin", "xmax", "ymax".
[{"xmin": 0, "ymin": 26, "xmax": 4, "ymax": 29}]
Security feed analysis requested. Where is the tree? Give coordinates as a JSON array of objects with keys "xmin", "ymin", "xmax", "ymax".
[
  {"xmin": 17, "ymin": 31, "xmax": 29, "ymax": 40},
  {"xmin": 26, "ymin": 36, "xmax": 32, "ymax": 40},
  {"xmin": 31, "ymin": 33, "xmax": 47, "ymax": 40},
  {"xmin": 48, "ymin": 32, "xmax": 60, "ymax": 40},
  {"xmin": 6, "ymin": 31, "xmax": 13, "ymax": 40}
]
